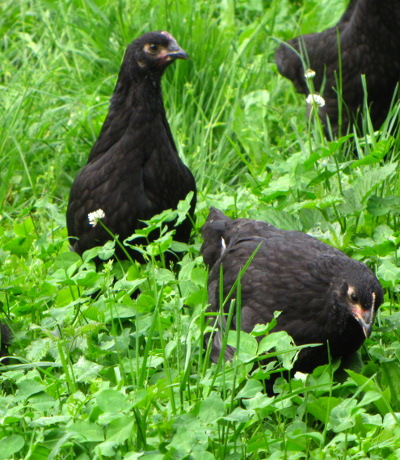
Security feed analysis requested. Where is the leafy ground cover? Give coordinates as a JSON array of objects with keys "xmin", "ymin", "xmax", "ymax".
[{"xmin": 1, "ymin": 0, "xmax": 400, "ymax": 458}]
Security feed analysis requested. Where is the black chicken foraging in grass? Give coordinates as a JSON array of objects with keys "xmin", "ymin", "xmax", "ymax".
[
  {"xmin": 67, "ymin": 31, "xmax": 196, "ymax": 262},
  {"xmin": 201, "ymin": 207, "xmax": 383, "ymax": 376},
  {"xmin": 275, "ymin": 0, "xmax": 400, "ymax": 136}
]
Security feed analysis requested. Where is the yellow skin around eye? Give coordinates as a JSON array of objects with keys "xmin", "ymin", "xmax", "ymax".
[{"xmin": 144, "ymin": 43, "xmax": 162, "ymax": 55}]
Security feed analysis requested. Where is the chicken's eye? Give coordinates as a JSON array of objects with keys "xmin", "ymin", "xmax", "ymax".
[
  {"xmin": 147, "ymin": 43, "xmax": 161, "ymax": 54},
  {"xmin": 350, "ymin": 293, "xmax": 359, "ymax": 303}
]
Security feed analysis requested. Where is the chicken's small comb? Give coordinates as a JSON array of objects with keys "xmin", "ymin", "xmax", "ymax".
[{"xmin": 160, "ymin": 31, "xmax": 174, "ymax": 41}]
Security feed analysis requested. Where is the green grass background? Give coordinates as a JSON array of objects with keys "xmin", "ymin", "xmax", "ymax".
[{"xmin": 1, "ymin": 0, "xmax": 400, "ymax": 458}]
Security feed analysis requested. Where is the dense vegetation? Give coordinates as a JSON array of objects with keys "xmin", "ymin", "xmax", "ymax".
[{"xmin": 1, "ymin": 0, "xmax": 400, "ymax": 458}]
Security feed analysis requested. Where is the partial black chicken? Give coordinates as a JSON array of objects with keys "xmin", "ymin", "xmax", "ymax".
[
  {"xmin": 0, "ymin": 323, "xmax": 12, "ymax": 361},
  {"xmin": 201, "ymin": 207, "xmax": 383, "ymax": 376},
  {"xmin": 67, "ymin": 31, "xmax": 196, "ymax": 262},
  {"xmin": 275, "ymin": 0, "xmax": 400, "ymax": 136}
]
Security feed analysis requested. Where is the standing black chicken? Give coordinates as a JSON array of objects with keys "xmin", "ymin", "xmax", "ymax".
[
  {"xmin": 275, "ymin": 0, "xmax": 400, "ymax": 136},
  {"xmin": 201, "ymin": 207, "xmax": 383, "ymax": 375},
  {"xmin": 67, "ymin": 31, "xmax": 196, "ymax": 262}
]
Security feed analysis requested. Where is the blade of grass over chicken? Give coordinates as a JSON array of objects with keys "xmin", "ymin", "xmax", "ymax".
[
  {"xmin": 206, "ymin": 243, "xmax": 263, "ymax": 395},
  {"xmin": 229, "ymin": 277, "xmax": 242, "ymax": 410}
]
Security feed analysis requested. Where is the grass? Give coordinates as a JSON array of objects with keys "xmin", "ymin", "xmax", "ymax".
[{"xmin": 1, "ymin": 0, "xmax": 400, "ymax": 458}]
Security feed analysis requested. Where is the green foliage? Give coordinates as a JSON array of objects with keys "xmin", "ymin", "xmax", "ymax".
[{"xmin": 1, "ymin": 0, "xmax": 400, "ymax": 458}]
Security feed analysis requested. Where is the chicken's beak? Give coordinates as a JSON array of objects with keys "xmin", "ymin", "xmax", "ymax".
[
  {"xmin": 352, "ymin": 306, "xmax": 374, "ymax": 338},
  {"xmin": 166, "ymin": 44, "xmax": 189, "ymax": 60}
]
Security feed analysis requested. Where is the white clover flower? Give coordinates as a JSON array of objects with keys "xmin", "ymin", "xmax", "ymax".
[
  {"xmin": 88, "ymin": 209, "xmax": 105, "ymax": 227},
  {"xmin": 306, "ymin": 93, "xmax": 325, "ymax": 108},
  {"xmin": 294, "ymin": 371, "xmax": 308, "ymax": 383},
  {"xmin": 304, "ymin": 68, "xmax": 316, "ymax": 79}
]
